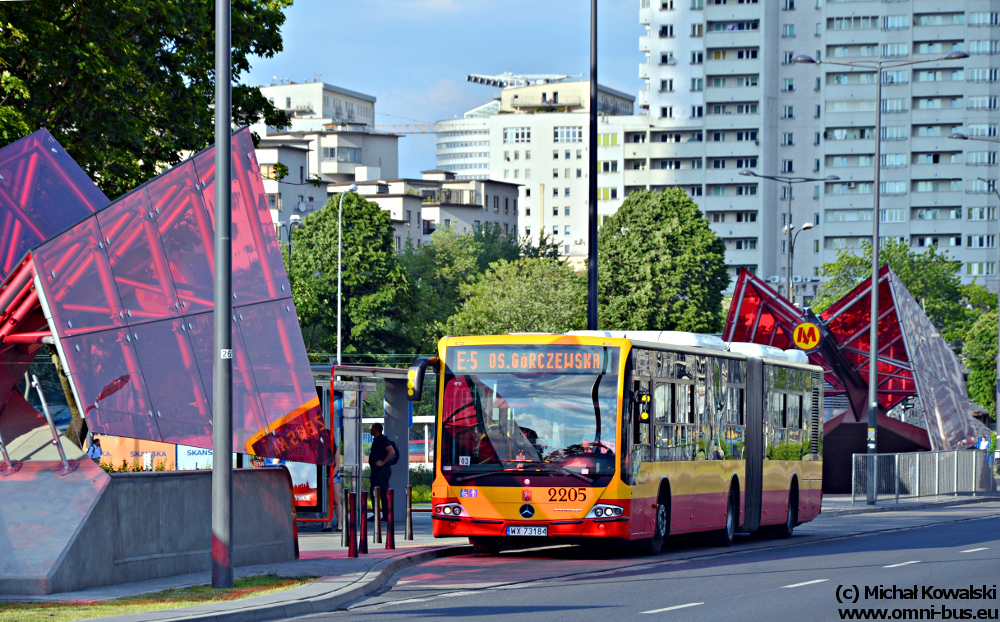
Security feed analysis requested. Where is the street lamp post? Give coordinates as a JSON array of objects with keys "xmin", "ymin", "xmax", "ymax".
[
  {"xmin": 587, "ymin": 0, "xmax": 598, "ymax": 330},
  {"xmin": 336, "ymin": 185, "xmax": 358, "ymax": 367},
  {"xmin": 211, "ymin": 0, "xmax": 233, "ymax": 589},
  {"xmin": 739, "ymin": 170, "xmax": 838, "ymax": 304},
  {"xmin": 277, "ymin": 217, "xmax": 303, "ymax": 291},
  {"xmin": 787, "ymin": 222, "xmax": 815, "ymax": 302},
  {"xmin": 948, "ymin": 132, "xmax": 1000, "ymax": 442},
  {"xmin": 795, "ymin": 50, "xmax": 968, "ymax": 504}
]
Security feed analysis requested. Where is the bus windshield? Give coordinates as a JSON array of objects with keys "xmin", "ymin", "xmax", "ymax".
[{"xmin": 440, "ymin": 345, "xmax": 619, "ymax": 479}]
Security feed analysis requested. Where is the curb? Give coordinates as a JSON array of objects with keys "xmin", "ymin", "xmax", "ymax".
[
  {"xmin": 820, "ymin": 495, "xmax": 998, "ymax": 518},
  {"xmin": 89, "ymin": 545, "xmax": 474, "ymax": 622}
]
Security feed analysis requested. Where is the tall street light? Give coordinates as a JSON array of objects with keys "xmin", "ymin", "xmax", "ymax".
[
  {"xmin": 795, "ymin": 50, "xmax": 968, "ymax": 504},
  {"xmin": 212, "ymin": 0, "xmax": 233, "ymax": 589},
  {"xmin": 587, "ymin": 0, "xmax": 598, "ymax": 330},
  {"xmin": 948, "ymin": 132, "xmax": 1000, "ymax": 441},
  {"xmin": 336, "ymin": 185, "xmax": 358, "ymax": 367},
  {"xmin": 739, "ymin": 170, "xmax": 838, "ymax": 303},
  {"xmin": 787, "ymin": 221, "xmax": 815, "ymax": 303}
]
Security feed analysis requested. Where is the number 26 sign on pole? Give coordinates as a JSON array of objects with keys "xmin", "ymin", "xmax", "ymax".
[{"xmin": 792, "ymin": 321, "xmax": 822, "ymax": 351}]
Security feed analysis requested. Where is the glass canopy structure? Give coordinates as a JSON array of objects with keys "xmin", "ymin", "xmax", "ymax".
[
  {"xmin": 724, "ymin": 267, "xmax": 978, "ymax": 452},
  {"xmin": 0, "ymin": 129, "xmax": 332, "ymax": 465}
]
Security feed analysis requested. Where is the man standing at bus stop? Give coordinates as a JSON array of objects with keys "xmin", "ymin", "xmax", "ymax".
[{"xmin": 368, "ymin": 423, "xmax": 395, "ymax": 522}]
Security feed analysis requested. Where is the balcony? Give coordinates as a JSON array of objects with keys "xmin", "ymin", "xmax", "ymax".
[
  {"xmin": 421, "ymin": 188, "xmax": 482, "ymax": 206},
  {"xmin": 508, "ymin": 95, "xmax": 584, "ymax": 110}
]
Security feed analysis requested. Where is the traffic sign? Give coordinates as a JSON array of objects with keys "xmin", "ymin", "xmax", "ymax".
[{"xmin": 792, "ymin": 321, "xmax": 821, "ymax": 351}]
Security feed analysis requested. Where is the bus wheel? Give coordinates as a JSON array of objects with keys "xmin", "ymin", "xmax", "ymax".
[
  {"xmin": 719, "ymin": 485, "xmax": 738, "ymax": 547},
  {"xmin": 638, "ymin": 502, "xmax": 668, "ymax": 556},
  {"xmin": 773, "ymin": 485, "xmax": 798, "ymax": 539},
  {"xmin": 469, "ymin": 536, "xmax": 502, "ymax": 555}
]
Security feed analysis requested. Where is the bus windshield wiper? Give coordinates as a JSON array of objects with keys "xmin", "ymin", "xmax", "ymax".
[
  {"xmin": 454, "ymin": 469, "xmax": 518, "ymax": 483},
  {"xmin": 538, "ymin": 463, "xmax": 594, "ymax": 484}
]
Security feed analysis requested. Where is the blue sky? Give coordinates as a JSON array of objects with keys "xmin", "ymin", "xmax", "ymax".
[{"xmin": 247, "ymin": 0, "xmax": 644, "ymax": 177}]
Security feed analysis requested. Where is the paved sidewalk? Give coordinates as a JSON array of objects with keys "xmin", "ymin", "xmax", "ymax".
[
  {"xmin": 821, "ymin": 491, "xmax": 999, "ymax": 516},
  {"xmin": 7, "ymin": 495, "xmax": 999, "ymax": 622}
]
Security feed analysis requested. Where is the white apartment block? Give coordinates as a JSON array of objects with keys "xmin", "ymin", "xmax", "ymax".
[
  {"xmin": 256, "ymin": 138, "xmax": 330, "ymax": 240},
  {"xmin": 635, "ymin": 0, "xmax": 1000, "ymax": 303},
  {"xmin": 436, "ymin": 80, "xmax": 636, "ymax": 260},
  {"xmin": 253, "ymin": 80, "xmax": 402, "ymax": 240},
  {"xmin": 328, "ymin": 171, "xmax": 519, "ymax": 250}
]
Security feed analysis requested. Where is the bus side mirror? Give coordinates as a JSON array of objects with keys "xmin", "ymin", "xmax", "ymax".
[{"xmin": 407, "ymin": 357, "xmax": 439, "ymax": 401}]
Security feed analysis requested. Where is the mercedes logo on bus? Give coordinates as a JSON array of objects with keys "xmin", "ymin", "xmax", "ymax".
[{"xmin": 519, "ymin": 504, "xmax": 535, "ymax": 519}]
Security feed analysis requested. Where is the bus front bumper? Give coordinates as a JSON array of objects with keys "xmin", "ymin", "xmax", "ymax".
[{"xmin": 432, "ymin": 514, "xmax": 632, "ymax": 539}]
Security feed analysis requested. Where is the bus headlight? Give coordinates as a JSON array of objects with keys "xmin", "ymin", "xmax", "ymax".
[
  {"xmin": 435, "ymin": 503, "xmax": 463, "ymax": 516},
  {"xmin": 586, "ymin": 504, "xmax": 624, "ymax": 519}
]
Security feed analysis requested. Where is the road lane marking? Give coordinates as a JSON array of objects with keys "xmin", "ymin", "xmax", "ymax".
[
  {"xmin": 641, "ymin": 603, "xmax": 704, "ymax": 614},
  {"xmin": 884, "ymin": 561, "xmax": 920, "ymax": 568},
  {"xmin": 961, "ymin": 547, "xmax": 988, "ymax": 553},
  {"xmin": 782, "ymin": 579, "xmax": 829, "ymax": 589}
]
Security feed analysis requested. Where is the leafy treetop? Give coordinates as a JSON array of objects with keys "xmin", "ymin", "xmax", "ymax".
[
  {"xmin": 597, "ymin": 188, "xmax": 730, "ymax": 333},
  {"xmin": 0, "ymin": 0, "xmax": 291, "ymax": 197}
]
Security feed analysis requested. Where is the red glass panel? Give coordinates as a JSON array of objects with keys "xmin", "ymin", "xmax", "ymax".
[
  {"xmin": 0, "ymin": 129, "xmax": 108, "ymax": 238},
  {"xmin": 97, "ymin": 189, "xmax": 182, "ymax": 324},
  {"xmin": 0, "ymin": 187, "xmax": 46, "ymax": 278},
  {"xmin": 191, "ymin": 140, "xmax": 273, "ymax": 306},
  {"xmin": 184, "ymin": 311, "xmax": 270, "ymax": 451},
  {"xmin": 145, "ymin": 161, "xmax": 215, "ymax": 314},
  {"xmin": 33, "ymin": 216, "xmax": 127, "ymax": 338},
  {"xmin": 62, "ymin": 327, "xmax": 160, "ymax": 441},
  {"xmin": 232, "ymin": 130, "xmax": 288, "ymax": 296},
  {"xmin": 130, "ymin": 317, "xmax": 212, "ymax": 446},
  {"xmin": 234, "ymin": 300, "xmax": 331, "ymax": 464}
]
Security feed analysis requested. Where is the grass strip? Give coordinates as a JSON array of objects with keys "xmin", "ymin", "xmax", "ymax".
[{"xmin": 0, "ymin": 573, "xmax": 316, "ymax": 622}]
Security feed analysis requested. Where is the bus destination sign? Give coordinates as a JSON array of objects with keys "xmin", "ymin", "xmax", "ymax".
[{"xmin": 446, "ymin": 345, "xmax": 618, "ymax": 375}]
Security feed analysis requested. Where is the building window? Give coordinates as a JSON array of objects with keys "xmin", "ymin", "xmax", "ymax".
[
  {"xmin": 503, "ymin": 127, "xmax": 531, "ymax": 143},
  {"xmin": 661, "ymin": 106, "xmax": 674, "ymax": 118},
  {"xmin": 782, "ymin": 24, "xmax": 794, "ymax": 37},
  {"xmin": 553, "ymin": 127, "xmax": 583, "ymax": 143},
  {"xmin": 691, "ymin": 78, "xmax": 704, "ymax": 91}
]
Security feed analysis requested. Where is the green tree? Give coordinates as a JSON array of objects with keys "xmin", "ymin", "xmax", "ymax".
[
  {"xmin": 443, "ymin": 257, "xmax": 586, "ymax": 335},
  {"xmin": 964, "ymin": 310, "xmax": 998, "ymax": 421},
  {"xmin": 471, "ymin": 222, "xmax": 520, "ymax": 272},
  {"xmin": 399, "ymin": 228, "xmax": 482, "ymax": 353},
  {"xmin": 597, "ymin": 188, "xmax": 730, "ymax": 333},
  {"xmin": 288, "ymin": 193, "xmax": 410, "ymax": 358},
  {"xmin": 0, "ymin": 0, "xmax": 291, "ymax": 197},
  {"xmin": 813, "ymin": 239, "xmax": 995, "ymax": 345}
]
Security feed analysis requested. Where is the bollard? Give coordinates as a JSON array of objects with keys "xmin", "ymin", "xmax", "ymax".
[
  {"xmin": 347, "ymin": 492, "xmax": 357, "ymax": 558},
  {"xmin": 374, "ymin": 486, "xmax": 382, "ymax": 544},
  {"xmin": 954, "ymin": 450, "xmax": 959, "ymax": 496},
  {"xmin": 322, "ymin": 467, "xmax": 335, "ymax": 532},
  {"xmin": 359, "ymin": 491, "xmax": 369, "ymax": 554},
  {"xmin": 405, "ymin": 485, "xmax": 413, "ymax": 541},
  {"xmin": 341, "ymin": 487, "xmax": 349, "ymax": 547},
  {"xmin": 894, "ymin": 454, "xmax": 900, "ymax": 504},
  {"xmin": 386, "ymin": 488, "xmax": 396, "ymax": 550}
]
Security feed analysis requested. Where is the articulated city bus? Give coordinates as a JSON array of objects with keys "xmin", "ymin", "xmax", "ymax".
[{"xmin": 409, "ymin": 331, "xmax": 824, "ymax": 555}]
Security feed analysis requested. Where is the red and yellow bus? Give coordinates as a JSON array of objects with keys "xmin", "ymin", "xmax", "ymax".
[{"xmin": 408, "ymin": 331, "xmax": 824, "ymax": 554}]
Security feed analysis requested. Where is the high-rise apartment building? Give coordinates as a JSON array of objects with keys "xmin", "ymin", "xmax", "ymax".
[
  {"xmin": 435, "ymin": 79, "xmax": 635, "ymax": 261},
  {"xmin": 635, "ymin": 0, "xmax": 1000, "ymax": 302}
]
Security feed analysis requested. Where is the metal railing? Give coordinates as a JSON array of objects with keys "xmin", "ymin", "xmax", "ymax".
[{"xmin": 852, "ymin": 449, "xmax": 997, "ymax": 505}]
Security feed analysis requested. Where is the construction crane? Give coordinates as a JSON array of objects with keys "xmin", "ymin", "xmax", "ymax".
[{"xmin": 466, "ymin": 72, "xmax": 580, "ymax": 88}]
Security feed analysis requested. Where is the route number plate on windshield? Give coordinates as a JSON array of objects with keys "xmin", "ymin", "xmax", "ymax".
[{"xmin": 507, "ymin": 526, "xmax": 547, "ymax": 536}]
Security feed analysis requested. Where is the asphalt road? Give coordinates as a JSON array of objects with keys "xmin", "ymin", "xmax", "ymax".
[{"xmin": 285, "ymin": 503, "xmax": 1000, "ymax": 621}]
